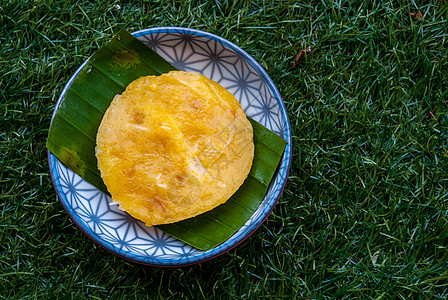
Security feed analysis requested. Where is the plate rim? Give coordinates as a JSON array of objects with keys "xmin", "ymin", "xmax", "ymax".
[{"xmin": 47, "ymin": 27, "xmax": 293, "ymax": 266}]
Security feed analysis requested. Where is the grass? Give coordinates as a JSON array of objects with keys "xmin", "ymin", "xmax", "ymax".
[{"xmin": 1, "ymin": 0, "xmax": 448, "ymax": 298}]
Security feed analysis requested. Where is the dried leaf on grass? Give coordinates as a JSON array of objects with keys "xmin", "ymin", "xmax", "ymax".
[
  {"xmin": 410, "ymin": 11, "xmax": 424, "ymax": 20},
  {"xmin": 292, "ymin": 46, "xmax": 311, "ymax": 69}
]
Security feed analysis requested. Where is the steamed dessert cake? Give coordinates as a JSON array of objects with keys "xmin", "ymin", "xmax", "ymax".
[{"xmin": 95, "ymin": 71, "xmax": 254, "ymax": 227}]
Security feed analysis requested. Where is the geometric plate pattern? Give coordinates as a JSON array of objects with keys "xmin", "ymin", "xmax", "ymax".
[{"xmin": 48, "ymin": 27, "xmax": 292, "ymax": 266}]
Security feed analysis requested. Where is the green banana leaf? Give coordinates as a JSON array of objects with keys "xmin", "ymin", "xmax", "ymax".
[{"xmin": 47, "ymin": 29, "xmax": 286, "ymax": 251}]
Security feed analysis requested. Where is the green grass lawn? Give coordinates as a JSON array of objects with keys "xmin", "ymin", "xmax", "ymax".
[{"xmin": 2, "ymin": 0, "xmax": 448, "ymax": 298}]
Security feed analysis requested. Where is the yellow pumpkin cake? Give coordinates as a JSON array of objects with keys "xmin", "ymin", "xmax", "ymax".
[{"xmin": 95, "ymin": 71, "xmax": 254, "ymax": 227}]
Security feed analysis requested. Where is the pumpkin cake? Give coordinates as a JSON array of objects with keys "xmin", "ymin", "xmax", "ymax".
[{"xmin": 95, "ymin": 71, "xmax": 254, "ymax": 227}]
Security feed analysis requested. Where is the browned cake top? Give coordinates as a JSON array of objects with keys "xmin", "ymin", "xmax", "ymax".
[{"xmin": 95, "ymin": 71, "xmax": 254, "ymax": 227}]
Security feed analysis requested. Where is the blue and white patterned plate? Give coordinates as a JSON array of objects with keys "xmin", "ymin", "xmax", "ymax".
[{"xmin": 48, "ymin": 27, "xmax": 292, "ymax": 266}]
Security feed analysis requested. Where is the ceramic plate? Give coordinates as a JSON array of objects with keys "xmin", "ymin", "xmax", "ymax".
[{"xmin": 48, "ymin": 27, "xmax": 292, "ymax": 266}]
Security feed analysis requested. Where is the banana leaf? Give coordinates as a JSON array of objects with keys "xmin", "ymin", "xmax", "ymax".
[{"xmin": 47, "ymin": 29, "xmax": 286, "ymax": 251}]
